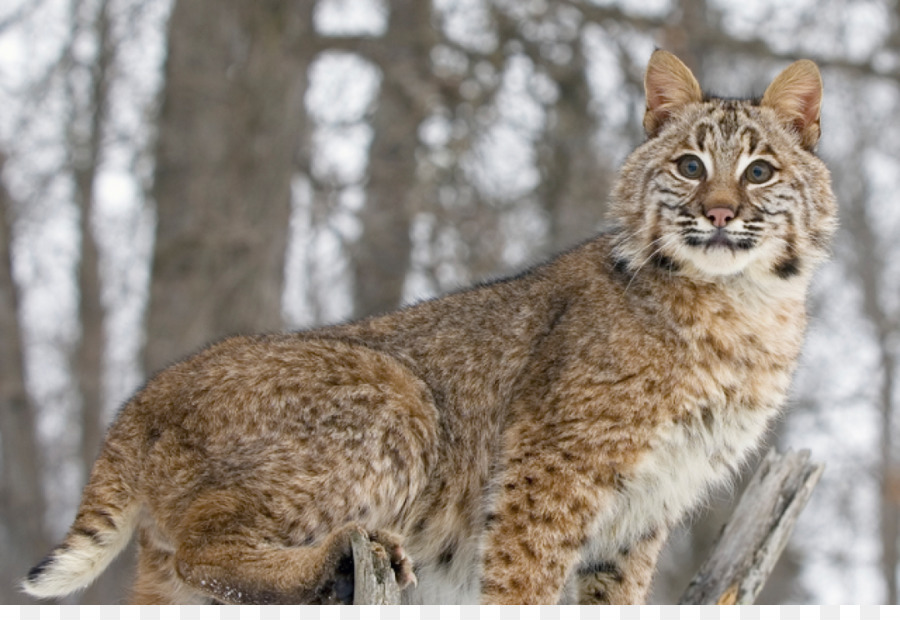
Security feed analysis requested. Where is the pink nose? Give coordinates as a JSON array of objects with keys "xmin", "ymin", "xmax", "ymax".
[{"xmin": 706, "ymin": 207, "xmax": 735, "ymax": 228}]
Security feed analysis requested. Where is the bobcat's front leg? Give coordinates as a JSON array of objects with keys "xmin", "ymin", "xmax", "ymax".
[
  {"xmin": 576, "ymin": 526, "xmax": 668, "ymax": 604},
  {"xmin": 479, "ymin": 422, "xmax": 612, "ymax": 604}
]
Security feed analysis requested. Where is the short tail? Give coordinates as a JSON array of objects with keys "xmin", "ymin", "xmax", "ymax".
[{"xmin": 21, "ymin": 418, "xmax": 141, "ymax": 599}]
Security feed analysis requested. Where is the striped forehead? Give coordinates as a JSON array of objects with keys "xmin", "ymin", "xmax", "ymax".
[{"xmin": 686, "ymin": 102, "xmax": 772, "ymax": 157}]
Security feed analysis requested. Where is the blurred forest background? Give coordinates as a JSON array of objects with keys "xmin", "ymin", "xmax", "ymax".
[{"xmin": 1, "ymin": 0, "xmax": 899, "ymax": 604}]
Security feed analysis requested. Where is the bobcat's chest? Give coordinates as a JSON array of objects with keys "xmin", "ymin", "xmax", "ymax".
[{"xmin": 585, "ymin": 397, "xmax": 775, "ymax": 560}]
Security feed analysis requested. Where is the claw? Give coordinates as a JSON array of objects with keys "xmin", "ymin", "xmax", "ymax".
[{"xmin": 368, "ymin": 531, "xmax": 417, "ymax": 590}]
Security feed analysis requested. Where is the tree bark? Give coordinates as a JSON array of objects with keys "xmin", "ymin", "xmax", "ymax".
[
  {"xmin": 65, "ymin": 1, "xmax": 135, "ymax": 602},
  {"xmin": 350, "ymin": 0, "xmax": 435, "ymax": 317},
  {"xmin": 350, "ymin": 530, "xmax": 401, "ymax": 605},
  {"xmin": 0, "ymin": 153, "xmax": 47, "ymax": 603},
  {"xmin": 536, "ymin": 33, "xmax": 613, "ymax": 251},
  {"xmin": 679, "ymin": 449, "xmax": 824, "ymax": 604},
  {"xmin": 879, "ymin": 349, "xmax": 899, "ymax": 604},
  {"xmin": 146, "ymin": 0, "xmax": 311, "ymax": 371},
  {"xmin": 70, "ymin": 0, "xmax": 111, "ymax": 489},
  {"xmin": 842, "ymin": 173, "xmax": 898, "ymax": 604}
]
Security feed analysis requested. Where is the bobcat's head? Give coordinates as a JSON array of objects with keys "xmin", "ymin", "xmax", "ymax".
[{"xmin": 611, "ymin": 51, "xmax": 837, "ymax": 283}]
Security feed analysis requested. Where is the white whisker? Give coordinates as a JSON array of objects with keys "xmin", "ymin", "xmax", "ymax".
[{"xmin": 624, "ymin": 234, "xmax": 681, "ymax": 294}]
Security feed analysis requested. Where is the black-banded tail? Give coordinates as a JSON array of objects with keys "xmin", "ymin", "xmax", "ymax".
[{"xmin": 21, "ymin": 420, "xmax": 141, "ymax": 599}]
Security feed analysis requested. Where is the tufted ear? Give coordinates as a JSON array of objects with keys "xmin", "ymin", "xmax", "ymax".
[
  {"xmin": 643, "ymin": 50, "xmax": 703, "ymax": 137},
  {"xmin": 761, "ymin": 59, "xmax": 823, "ymax": 150}
]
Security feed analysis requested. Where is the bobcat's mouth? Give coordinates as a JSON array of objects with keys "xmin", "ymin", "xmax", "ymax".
[
  {"xmin": 704, "ymin": 230, "xmax": 735, "ymax": 250},
  {"xmin": 677, "ymin": 226, "xmax": 762, "ymax": 276},
  {"xmin": 684, "ymin": 229, "xmax": 756, "ymax": 252}
]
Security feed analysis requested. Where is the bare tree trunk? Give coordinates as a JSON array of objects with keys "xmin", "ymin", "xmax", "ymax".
[
  {"xmin": 880, "ymin": 350, "xmax": 899, "ymax": 604},
  {"xmin": 0, "ymin": 153, "xmax": 47, "ymax": 603},
  {"xmin": 146, "ymin": 0, "xmax": 311, "ymax": 371},
  {"xmin": 843, "ymin": 177, "xmax": 899, "ymax": 604},
  {"xmin": 63, "ymin": 0, "xmax": 137, "ymax": 602},
  {"xmin": 69, "ymin": 0, "xmax": 111, "ymax": 491},
  {"xmin": 536, "ymin": 39, "xmax": 612, "ymax": 251},
  {"xmin": 351, "ymin": 0, "xmax": 434, "ymax": 317}
]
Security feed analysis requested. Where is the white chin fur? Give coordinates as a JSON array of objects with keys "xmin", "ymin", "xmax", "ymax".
[{"xmin": 677, "ymin": 245, "xmax": 759, "ymax": 277}]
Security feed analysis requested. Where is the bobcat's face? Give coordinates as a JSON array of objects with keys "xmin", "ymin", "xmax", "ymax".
[
  {"xmin": 643, "ymin": 102, "xmax": 834, "ymax": 279},
  {"xmin": 611, "ymin": 55, "xmax": 837, "ymax": 284}
]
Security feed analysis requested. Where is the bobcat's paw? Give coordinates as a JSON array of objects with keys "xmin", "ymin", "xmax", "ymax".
[
  {"xmin": 368, "ymin": 530, "xmax": 417, "ymax": 590},
  {"xmin": 316, "ymin": 525, "xmax": 416, "ymax": 604}
]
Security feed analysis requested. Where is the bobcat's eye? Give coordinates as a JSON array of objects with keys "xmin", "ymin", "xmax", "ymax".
[
  {"xmin": 676, "ymin": 154, "xmax": 705, "ymax": 180},
  {"xmin": 745, "ymin": 160, "xmax": 775, "ymax": 184}
]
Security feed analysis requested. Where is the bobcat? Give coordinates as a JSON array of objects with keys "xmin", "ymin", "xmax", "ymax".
[{"xmin": 23, "ymin": 50, "xmax": 836, "ymax": 604}]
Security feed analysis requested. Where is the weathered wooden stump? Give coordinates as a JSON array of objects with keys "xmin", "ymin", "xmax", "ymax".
[
  {"xmin": 350, "ymin": 529, "xmax": 402, "ymax": 604},
  {"xmin": 679, "ymin": 448, "xmax": 824, "ymax": 604}
]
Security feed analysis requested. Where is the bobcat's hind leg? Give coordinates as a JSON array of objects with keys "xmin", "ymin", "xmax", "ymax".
[
  {"xmin": 131, "ymin": 528, "xmax": 209, "ymax": 604},
  {"xmin": 174, "ymin": 523, "xmax": 415, "ymax": 604}
]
